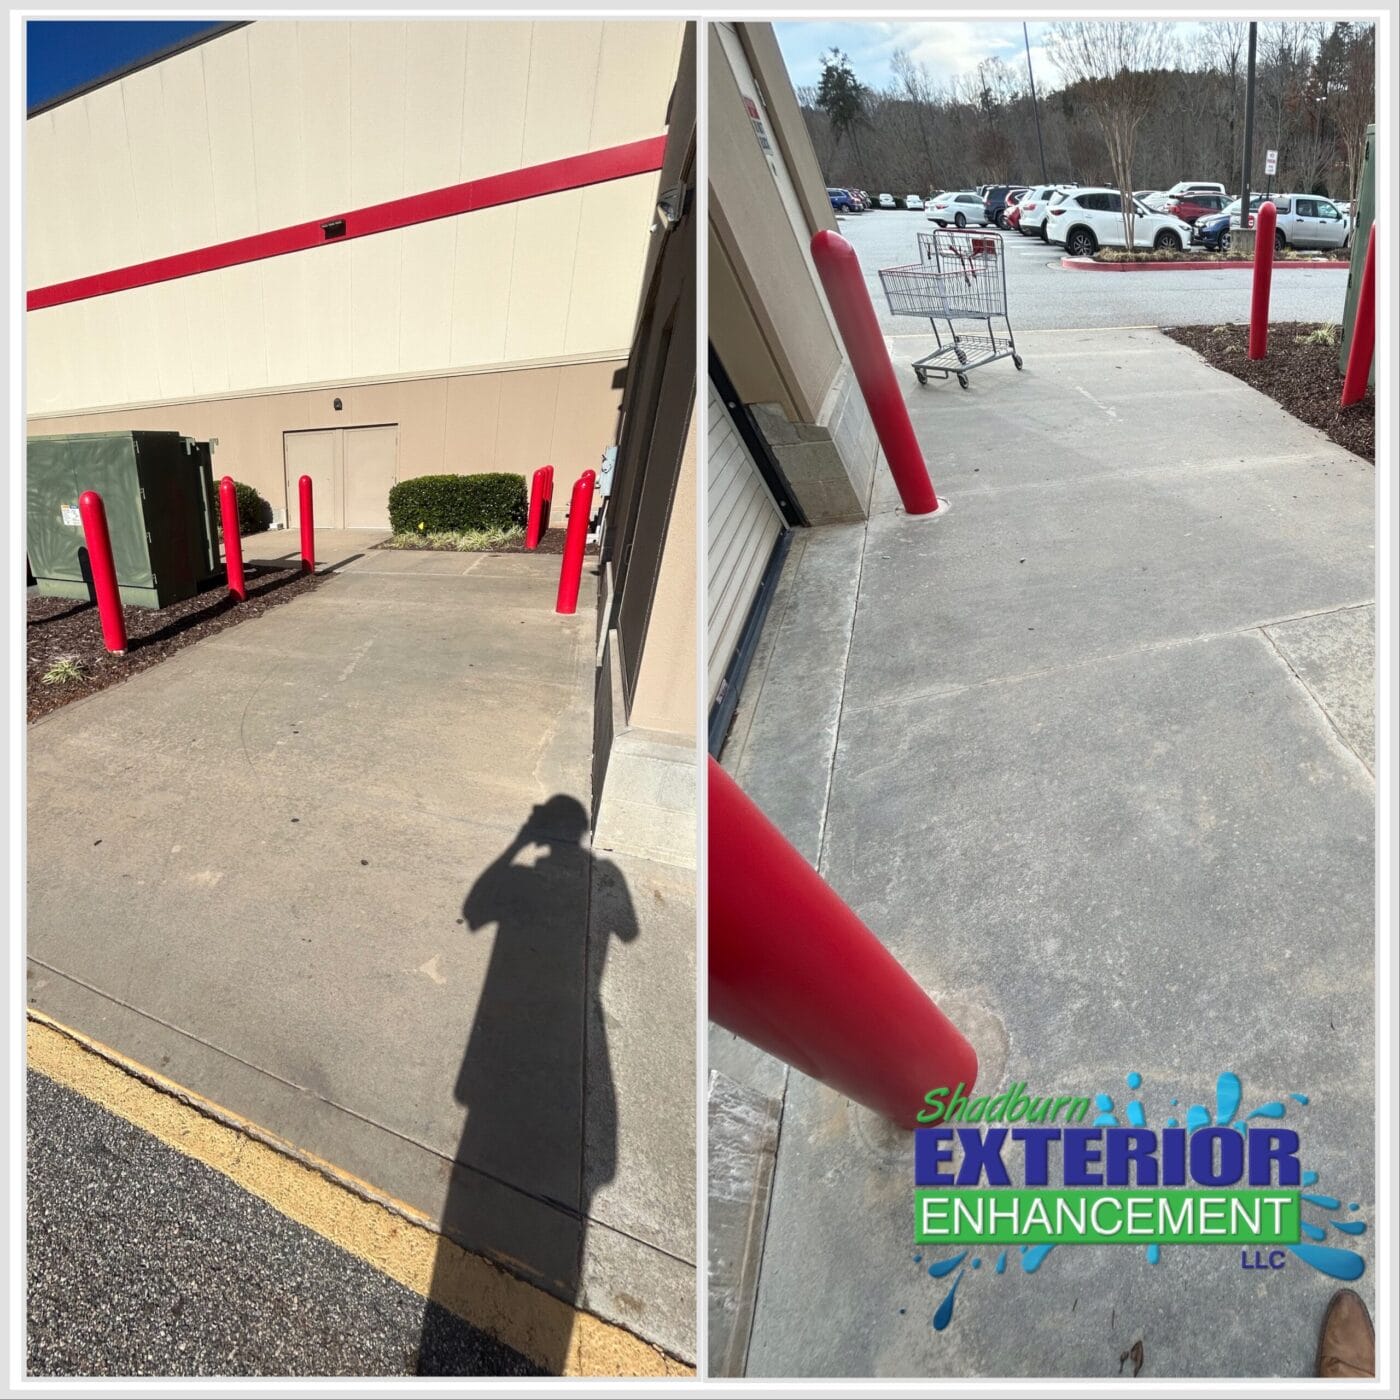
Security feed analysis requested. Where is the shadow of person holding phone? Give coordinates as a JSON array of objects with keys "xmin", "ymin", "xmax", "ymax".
[{"xmin": 416, "ymin": 794, "xmax": 638, "ymax": 1375}]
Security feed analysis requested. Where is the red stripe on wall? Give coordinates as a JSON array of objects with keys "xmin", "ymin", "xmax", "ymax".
[{"xmin": 28, "ymin": 134, "xmax": 667, "ymax": 312}]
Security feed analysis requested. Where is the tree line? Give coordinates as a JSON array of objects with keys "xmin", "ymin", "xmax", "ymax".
[{"xmin": 803, "ymin": 20, "xmax": 1374, "ymax": 209}]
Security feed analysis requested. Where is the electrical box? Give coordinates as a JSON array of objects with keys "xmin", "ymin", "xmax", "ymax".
[
  {"xmin": 27, "ymin": 431, "xmax": 222, "ymax": 609},
  {"xmin": 1338, "ymin": 123, "xmax": 1375, "ymax": 388}
]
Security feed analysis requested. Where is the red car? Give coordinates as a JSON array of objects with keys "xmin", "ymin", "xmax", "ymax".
[
  {"xmin": 1162, "ymin": 191, "xmax": 1232, "ymax": 224},
  {"xmin": 1005, "ymin": 191, "xmax": 1025, "ymax": 231}
]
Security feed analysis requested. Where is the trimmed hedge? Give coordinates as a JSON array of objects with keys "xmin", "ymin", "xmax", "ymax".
[
  {"xmin": 387, "ymin": 472, "xmax": 527, "ymax": 535},
  {"xmin": 232, "ymin": 481, "xmax": 271, "ymax": 535}
]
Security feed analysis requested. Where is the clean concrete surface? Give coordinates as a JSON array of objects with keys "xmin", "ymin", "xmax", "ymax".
[
  {"xmin": 722, "ymin": 328, "xmax": 1375, "ymax": 1378},
  {"xmin": 27, "ymin": 536, "xmax": 694, "ymax": 1365}
]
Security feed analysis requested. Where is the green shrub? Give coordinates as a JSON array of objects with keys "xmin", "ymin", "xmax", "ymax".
[
  {"xmin": 387, "ymin": 472, "xmax": 527, "ymax": 536},
  {"xmin": 232, "ymin": 481, "xmax": 271, "ymax": 536}
]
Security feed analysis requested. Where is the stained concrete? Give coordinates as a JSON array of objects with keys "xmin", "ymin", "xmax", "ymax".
[
  {"xmin": 27, "ymin": 538, "xmax": 694, "ymax": 1364},
  {"xmin": 723, "ymin": 327, "xmax": 1375, "ymax": 1378}
]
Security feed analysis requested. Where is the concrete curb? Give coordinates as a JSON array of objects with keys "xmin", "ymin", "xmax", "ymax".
[
  {"xmin": 1061, "ymin": 255, "xmax": 1350, "ymax": 273},
  {"xmin": 26, "ymin": 1010, "xmax": 694, "ymax": 1379}
]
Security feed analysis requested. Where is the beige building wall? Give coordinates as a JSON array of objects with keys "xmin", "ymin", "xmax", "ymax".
[
  {"xmin": 28, "ymin": 359, "xmax": 625, "ymax": 522},
  {"xmin": 708, "ymin": 21, "xmax": 876, "ymax": 523},
  {"xmin": 26, "ymin": 19, "xmax": 684, "ymax": 417},
  {"xmin": 627, "ymin": 409, "xmax": 697, "ymax": 739}
]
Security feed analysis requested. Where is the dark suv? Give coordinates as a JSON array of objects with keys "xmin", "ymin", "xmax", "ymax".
[{"xmin": 983, "ymin": 185, "xmax": 1029, "ymax": 228}]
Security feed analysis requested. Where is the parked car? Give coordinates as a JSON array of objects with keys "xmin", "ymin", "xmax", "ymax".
[
  {"xmin": 1162, "ymin": 180, "xmax": 1228, "ymax": 199},
  {"xmin": 828, "ymin": 187, "xmax": 859, "ymax": 213},
  {"xmin": 904, "ymin": 193, "xmax": 924, "ymax": 211},
  {"xmin": 855, "ymin": 189, "xmax": 872, "ymax": 211},
  {"xmin": 1044, "ymin": 187, "xmax": 1194, "ymax": 255},
  {"xmin": 1162, "ymin": 190, "xmax": 1233, "ymax": 224},
  {"xmin": 1016, "ymin": 185, "xmax": 1065, "ymax": 238},
  {"xmin": 926, "ymin": 190, "xmax": 990, "ymax": 228},
  {"xmin": 876, "ymin": 192, "xmax": 897, "ymax": 210},
  {"xmin": 1194, "ymin": 195, "xmax": 1267, "ymax": 250},
  {"xmin": 1266, "ymin": 194, "xmax": 1351, "ymax": 251},
  {"xmin": 1005, "ymin": 192, "xmax": 1025, "ymax": 231},
  {"xmin": 983, "ymin": 184, "xmax": 1030, "ymax": 228}
]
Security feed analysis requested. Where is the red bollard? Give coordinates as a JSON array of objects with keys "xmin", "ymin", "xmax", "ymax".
[
  {"xmin": 298, "ymin": 474, "xmax": 315, "ymax": 573},
  {"xmin": 526, "ymin": 465, "xmax": 553, "ymax": 550},
  {"xmin": 810, "ymin": 229, "xmax": 939, "ymax": 516},
  {"xmin": 555, "ymin": 470, "xmax": 596, "ymax": 615},
  {"xmin": 1248, "ymin": 201, "xmax": 1277, "ymax": 361},
  {"xmin": 709, "ymin": 758, "xmax": 977, "ymax": 1129},
  {"xmin": 1341, "ymin": 224, "xmax": 1375, "ymax": 407},
  {"xmin": 77, "ymin": 490, "xmax": 128, "ymax": 656},
  {"xmin": 218, "ymin": 475, "xmax": 246, "ymax": 601}
]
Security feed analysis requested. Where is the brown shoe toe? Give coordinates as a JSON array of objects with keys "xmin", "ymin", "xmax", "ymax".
[{"xmin": 1316, "ymin": 1288, "xmax": 1375, "ymax": 1378}]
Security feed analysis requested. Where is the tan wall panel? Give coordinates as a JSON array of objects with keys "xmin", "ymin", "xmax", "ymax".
[
  {"xmin": 28, "ymin": 360, "xmax": 627, "ymax": 522},
  {"xmin": 298, "ymin": 22, "xmax": 353, "ymax": 216},
  {"xmin": 548, "ymin": 360, "xmax": 624, "ymax": 475},
  {"xmin": 626, "ymin": 406, "xmax": 697, "ymax": 739},
  {"xmin": 708, "ymin": 29, "xmax": 840, "ymax": 424},
  {"xmin": 443, "ymin": 372, "xmax": 505, "ymax": 475},
  {"xmin": 27, "ymin": 22, "xmax": 678, "ymax": 416},
  {"xmin": 349, "ymin": 22, "xmax": 408, "ymax": 208},
  {"xmin": 403, "ymin": 24, "xmax": 469, "ymax": 195}
]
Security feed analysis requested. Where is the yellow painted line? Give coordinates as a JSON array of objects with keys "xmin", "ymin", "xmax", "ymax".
[{"xmin": 26, "ymin": 1011, "xmax": 692, "ymax": 1378}]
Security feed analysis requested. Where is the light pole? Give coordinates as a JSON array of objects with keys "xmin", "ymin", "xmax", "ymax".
[
  {"xmin": 1024, "ymin": 22, "xmax": 1048, "ymax": 184},
  {"xmin": 1238, "ymin": 21, "xmax": 1259, "ymax": 252}
]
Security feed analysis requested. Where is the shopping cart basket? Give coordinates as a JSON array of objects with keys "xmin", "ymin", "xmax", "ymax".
[{"xmin": 877, "ymin": 228, "xmax": 1023, "ymax": 388}]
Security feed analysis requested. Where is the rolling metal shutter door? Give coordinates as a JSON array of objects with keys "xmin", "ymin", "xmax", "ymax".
[{"xmin": 707, "ymin": 379, "xmax": 784, "ymax": 702}]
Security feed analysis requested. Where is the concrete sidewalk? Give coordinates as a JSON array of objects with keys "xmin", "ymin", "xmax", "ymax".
[
  {"xmin": 712, "ymin": 327, "xmax": 1375, "ymax": 1378},
  {"xmin": 27, "ymin": 535, "xmax": 694, "ymax": 1369}
]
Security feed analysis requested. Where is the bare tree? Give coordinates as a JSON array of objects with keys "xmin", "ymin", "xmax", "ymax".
[
  {"xmin": 1047, "ymin": 21, "xmax": 1177, "ymax": 246},
  {"xmin": 890, "ymin": 48, "xmax": 938, "ymax": 192},
  {"xmin": 1334, "ymin": 24, "xmax": 1375, "ymax": 206}
]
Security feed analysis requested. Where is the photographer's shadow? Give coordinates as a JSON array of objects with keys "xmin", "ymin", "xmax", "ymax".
[{"xmin": 416, "ymin": 794, "xmax": 638, "ymax": 1375}]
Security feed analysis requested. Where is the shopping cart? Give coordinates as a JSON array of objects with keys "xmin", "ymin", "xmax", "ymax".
[{"xmin": 877, "ymin": 228, "xmax": 1023, "ymax": 389}]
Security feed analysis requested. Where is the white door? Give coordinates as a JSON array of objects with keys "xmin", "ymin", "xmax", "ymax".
[
  {"xmin": 284, "ymin": 425, "xmax": 398, "ymax": 529},
  {"xmin": 707, "ymin": 381, "xmax": 785, "ymax": 703}
]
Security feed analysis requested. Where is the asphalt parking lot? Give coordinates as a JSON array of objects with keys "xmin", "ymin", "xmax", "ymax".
[{"xmin": 838, "ymin": 209, "xmax": 1352, "ymax": 336}]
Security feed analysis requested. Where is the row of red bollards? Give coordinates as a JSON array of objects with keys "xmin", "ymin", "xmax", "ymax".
[
  {"xmin": 1248, "ymin": 202, "xmax": 1377, "ymax": 408},
  {"xmin": 528, "ymin": 462, "xmax": 595, "ymax": 615},
  {"xmin": 82, "ymin": 473, "xmax": 318, "ymax": 656}
]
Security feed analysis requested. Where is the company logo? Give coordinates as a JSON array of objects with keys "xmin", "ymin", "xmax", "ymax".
[{"xmin": 911, "ymin": 1071, "xmax": 1368, "ymax": 1332}]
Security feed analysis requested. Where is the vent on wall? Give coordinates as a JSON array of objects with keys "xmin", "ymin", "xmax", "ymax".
[{"xmin": 321, "ymin": 219, "xmax": 346, "ymax": 240}]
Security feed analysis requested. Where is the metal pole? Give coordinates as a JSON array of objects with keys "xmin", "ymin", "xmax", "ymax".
[
  {"xmin": 1248, "ymin": 201, "xmax": 1277, "ymax": 360},
  {"xmin": 1240, "ymin": 23, "xmax": 1257, "ymax": 220},
  {"xmin": 1024, "ymin": 22, "xmax": 1048, "ymax": 185}
]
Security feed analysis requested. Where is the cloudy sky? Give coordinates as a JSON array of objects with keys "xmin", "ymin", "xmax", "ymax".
[{"xmin": 774, "ymin": 20, "xmax": 1212, "ymax": 96}]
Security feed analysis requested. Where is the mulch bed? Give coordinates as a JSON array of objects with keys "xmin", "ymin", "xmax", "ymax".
[
  {"xmin": 1163, "ymin": 323, "xmax": 1374, "ymax": 463},
  {"xmin": 28, "ymin": 563, "xmax": 322, "ymax": 723}
]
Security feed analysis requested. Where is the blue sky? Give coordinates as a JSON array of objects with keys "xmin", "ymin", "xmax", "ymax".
[
  {"xmin": 774, "ymin": 20, "xmax": 1212, "ymax": 96},
  {"xmin": 27, "ymin": 20, "xmax": 225, "ymax": 109}
]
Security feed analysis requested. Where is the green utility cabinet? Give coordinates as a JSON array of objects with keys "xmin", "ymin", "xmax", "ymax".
[
  {"xmin": 1339, "ymin": 122, "xmax": 1375, "ymax": 388},
  {"xmin": 27, "ymin": 431, "xmax": 221, "ymax": 609}
]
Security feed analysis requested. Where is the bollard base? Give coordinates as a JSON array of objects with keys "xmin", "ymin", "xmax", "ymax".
[
  {"xmin": 906, "ymin": 495, "xmax": 952, "ymax": 522},
  {"xmin": 1232, "ymin": 227, "xmax": 1257, "ymax": 257}
]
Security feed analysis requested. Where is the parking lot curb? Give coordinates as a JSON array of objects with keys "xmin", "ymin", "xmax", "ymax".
[
  {"xmin": 25, "ymin": 1009, "xmax": 694, "ymax": 1379},
  {"xmin": 1061, "ymin": 256, "xmax": 1350, "ymax": 272}
]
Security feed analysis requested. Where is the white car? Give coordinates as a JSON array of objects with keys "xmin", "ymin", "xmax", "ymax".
[
  {"xmin": 926, "ymin": 190, "xmax": 989, "ymax": 228},
  {"xmin": 1016, "ymin": 185, "xmax": 1065, "ymax": 238},
  {"xmin": 904, "ymin": 194, "xmax": 924, "ymax": 211},
  {"xmin": 1045, "ymin": 187, "xmax": 1194, "ymax": 256},
  {"xmin": 877, "ymin": 192, "xmax": 897, "ymax": 210}
]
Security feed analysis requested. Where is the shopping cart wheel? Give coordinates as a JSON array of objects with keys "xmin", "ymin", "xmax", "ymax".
[
  {"xmin": 957, "ymin": 373, "xmax": 970, "ymax": 390},
  {"xmin": 1012, "ymin": 353, "xmax": 1024, "ymax": 370},
  {"xmin": 914, "ymin": 368, "xmax": 928, "ymax": 386}
]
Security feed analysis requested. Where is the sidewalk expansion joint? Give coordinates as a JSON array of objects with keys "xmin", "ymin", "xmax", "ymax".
[{"xmin": 26, "ymin": 1010, "xmax": 693, "ymax": 1378}]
